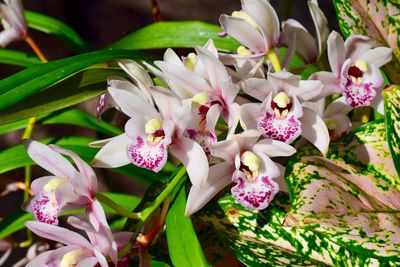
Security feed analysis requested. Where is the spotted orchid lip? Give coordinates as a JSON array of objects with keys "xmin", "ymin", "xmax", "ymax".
[
  {"xmin": 257, "ymin": 111, "xmax": 302, "ymax": 143},
  {"xmin": 30, "ymin": 191, "xmax": 60, "ymax": 225},
  {"xmin": 342, "ymin": 79, "xmax": 375, "ymax": 108},
  {"xmin": 127, "ymin": 135, "xmax": 168, "ymax": 173},
  {"xmin": 184, "ymin": 129, "xmax": 217, "ymax": 160}
]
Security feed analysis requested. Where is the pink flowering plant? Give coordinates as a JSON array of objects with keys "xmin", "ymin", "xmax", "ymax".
[{"xmin": 0, "ymin": 0, "xmax": 399, "ymax": 266}]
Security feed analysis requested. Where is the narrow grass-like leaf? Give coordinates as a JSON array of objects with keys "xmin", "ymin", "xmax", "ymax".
[
  {"xmin": 0, "ymin": 49, "xmax": 40, "ymax": 67},
  {"xmin": 383, "ymin": 85, "xmax": 400, "ymax": 176},
  {"xmin": 25, "ymin": 10, "xmax": 91, "ymax": 53},
  {"xmin": 109, "ymin": 21, "xmax": 239, "ymax": 52},
  {"xmin": 0, "ymin": 108, "xmax": 122, "ymax": 136},
  {"xmin": 0, "ymin": 69, "xmax": 123, "ymax": 125},
  {"xmin": 166, "ymin": 187, "xmax": 208, "ymax": 267},
  {"xmin": 0, "ymin": 49, "xmax": 149, "ymax": 112}
]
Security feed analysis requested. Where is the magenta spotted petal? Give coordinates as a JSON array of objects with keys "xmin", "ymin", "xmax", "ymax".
[
  {"xmin": 257, "ymin": 112, "xmax": 301, "ymax": 143},
  {"xmin": 342, "ymin": 80, "xmax": 375, "ymax": 108},
  {"xmin": 127, "ymin": 136, "xmax": 167, "ymax": 173},
  {"xmin": 29, "ymin": 191, "xmax": 60, "ymax": 225},
  {"xmin": 184, "ymin": 129, "xmax": 217, "ymax": 160},
  {"xmin": 231, "ymin": 174, "xmax": 279, "ymax": 210}
]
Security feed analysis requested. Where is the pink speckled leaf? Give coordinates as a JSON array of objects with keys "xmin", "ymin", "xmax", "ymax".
[{"xmin": 284, "ymin": 121, "xmax": 400, "ymax": 260}]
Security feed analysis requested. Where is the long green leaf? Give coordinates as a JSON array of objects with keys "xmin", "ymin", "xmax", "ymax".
[
  {"xmin": 0, "ymin": 193, "xmax": 140, "ymax": 240},
  {"xmin": 0, "ymin": 49, "xmax": 149, "ymax": 112},
  {"xmin": 166, "ymin": 187, "xmax": 208, "ymax": 267},
  {"xmin": 0, "ymin": 108, "xmax": 122, "ymax": 136},
  {"xmin": 0, "ymin": 136, "xmax": 166, "ymax": 184},
  {"xmin": 0, "ymin": 68, "xmax": 123, "ymax": 125},
  {"xmin": 109, "ymin": 21, "xmax": 239, "ymax": 52},
  {"xmin": 0, "ymin": 49, "xmax": 40, "ymax": 67},
  {"xmin": 332, "ymin": 0, "xmax": 400, "ymax": 83},
  {"xmin": 384, "ymin": 85, "xmax": 400, "ymax": 177},
  {"xmin": 25, "ymin": 10, "xmax": 91, "ymax": 53}
]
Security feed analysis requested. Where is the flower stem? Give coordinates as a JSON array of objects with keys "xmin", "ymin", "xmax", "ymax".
[
  {"xmin": 23, "ymin": 35, "xmax": 48, "ymax": 63},
  {"xmin": 96, "ymin": 193, "xmax": 141, "ymax": 220},
  {"xmin": 266, "ymin": 49, "xmax": 282, "ymax": 72},
  {"xmin": 150, "ymin": 0, "xmax": 162, "ymax": 21}
]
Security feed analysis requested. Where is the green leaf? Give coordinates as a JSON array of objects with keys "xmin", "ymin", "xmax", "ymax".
[
  {"xmin": 0, "ymin": 49, "xmax": 40, "ymax": 67},
  {"xmin": 384, "ymin": 85, "xmax": 400, "ymax": 177},
  {"xmin": 0, "ymin": 136, "xmax": 165, "ymax": 184},
  {"xmin": 194, "ymin": 192, "xmax": 386, "ymax": 266},
  {"xmin": 151, "ymin": 260, "xmax": 171, "ymax": 267},
  {"xmin": 332, "ymin": 0, "xmax": 400, "ymax": 83},
  {"xmin": 0, "ymin": 68, "xmax": 123, "ymax": 125},
  {"xmin": 101, "ymin": 192, "xmax": 141, "ymax": 215},
  {"xmin": 166, "ymin": 187, "xmax": 208, "ymax": 267},
  {"xmin": 109, "ymin": 21, "xmax": 239, "ymax": 52},
  {"xmin": 0, "ymin": 108, "xmax": 122, "ymax": 136},
  {"xmin": 25, "ymin": 10, "xmax": 91, "ymax": 53},
  {"xmin": 284, "ymin": 120, "xmax": 400, "ymax": 261},
  {"xmin": 0, "ymin": 49, "xmax": 149, "ymax": 112}
]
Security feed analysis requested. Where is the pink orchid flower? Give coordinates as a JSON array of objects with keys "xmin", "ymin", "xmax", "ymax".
[
  {"xmin": 25, "ymin": 216, "xmax": 130, "ymax": 267},
  {"xmin": 24, "ymin": 140, "xmax": 107, "ymax": 231},
  {"xmin": 0, "ymin": 0, "xmax": 27, "ymax": 47},
  {"xmin": 92, "ymin": 86, "xmax": 209, "ymax": 188},
  {"xmin": 154, "ymin": 44, "xmax": 241, "ymax": 137},
  {"xmin": 312, "ymin": 31, "xmax": 392, "ymax": 112},
  {"xmin": 240, "ymin": 71, "xmax": 330, "ymax": 154},
  {"xmin": 282, "ymin": 0, "xmax": 328, "ymax": 64},
  {"xmin": 323, "ymin": 97, "xmax": 353, "ymax": 140},
  {"xmin": 219, "ymin": 0, "xmax": 280, "ymax": 57},
  {"xmin": 185, "ymin": 130, "xmax": 296, "ymax": 215}
]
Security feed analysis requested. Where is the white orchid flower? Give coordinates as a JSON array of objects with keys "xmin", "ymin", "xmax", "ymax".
[
  {"xmin": 219, "ymin": 0, "xmax": 280, "ymax": 57},
  {"xmin": 0, "ymin": 0, "xmax": 27, "ymax": 47},
  {"xmin": 185, "ymin": 130, "xmax": 296, "ymax": 215},
  {"xmin": 282, "ymin": 0, "xmax": 329, "ymax": 64},
  {"xmin": 311, "ymin": 31, "xmax": 392, "ymax": 113},
  {"xmin": 240, "ymin": 71, "xmax": 330, "ymax": 154}
]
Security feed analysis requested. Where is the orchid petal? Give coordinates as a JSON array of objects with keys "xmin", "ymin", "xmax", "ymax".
[
  {"xmin": 77, "ymin": 257, "xmax": 99, "ymax": 267},
  {"xmin": 302, "ymin": 98, "xmax": 325, "ymax": 117},
  {"xmin": 253, "ymin": 139, "xmax": 296, "ymax": 157},
  {"xmin": 118, "ymin": 60, "xmax": 153, "ymax": 88},
  {"xmin": 23, "ymin": 140, "xmax": 76, "ymax": 178},
  {"xmin": 327, "ymin": 31, "xmax": 345, "ymax": 76},
  {"xmin": 108, "ymin": 87, "xmax": 158, "ymax": 119},
  {"xmin": 219, "ymin": 15, "xmax": 265, "ymax": 53},
  {"xmin": 360, "ymin": 47, "xmax": 392, "ymax": 68},
  {"xmin": 344, "ymin": 35, "xmax": 373, "ymax": 61},
  {"xmin": 310, "ymin": 71, "xmax": 340, "ymax": 96},
  {"xmin": 308, "ymin": 0, "xmax": 328, "ymax": 56},
  {"xmin": 26, "ymin": 221, "xmax": 93, "ymax": 250},
  {"xmin": 240, "ymin": 103, "xmax": 260, "ymax": 130},
  {"xmin": 324, "ymin": 96, "xmax": 352, "ymax": 118},
  {"xmin": 371, "ymin": 88, "xmax": 384, "ymax": 114},
  {"xmin": 300, "ymin": 107, "xmax": 330, "ymax": 154},
  {"xmin": 185, "ymin": 162, "xmax": 233, "ymax": 215},
  {"xmin": 169, "ymin": 137, "xmax": 209, "ymax": 187},
  {"xmin": 93, "ymin": 246, "xmax": 109, "ymax": 267},
  {"xmin": 195, "ymin": 45, "xmax": 230, "ymax": 87},
  {"xmin": 87, "ymin": 198, "xmax": 109, "ymax": 232},
  {"xmin": 26, "ymin": 246, "xmax": 78, "ymax": 267},
  {"xmin": 30, "ymin": 176, "xmax": 54, "ymax": 195},
  {"xmin": 91, "ymin": 134, "xmax": 131, "ymax": 168},
  {"xmin": 327, "ymin": 114, "xmax": 352, "ymax": 138},
  {"xmin": 163, "ymin": 48, "xmax": 184, "ymax": 66},
  {"xmin": 27, "ymin": 191, "xmax": 60, "ymax": 225},
  {"xmin": 242, "ymin": 78, "xmax": 272, "ymax": 101},
  {"xmin": 151, "ymin": 86, "xmax": 182, "ymax": 120}
]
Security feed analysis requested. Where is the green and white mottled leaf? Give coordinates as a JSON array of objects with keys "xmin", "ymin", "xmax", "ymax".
[
  {"xmin": 384, "ymin": 85, "xmax": 400, "ymax": 177},
  {"xmin": 194, "ymin": 193, "xmax": 389, "ymax": 266},
  {"xmin": 333, "ymin": 0, "xmax": 400, "ymax": 83},
  {"xmin": 284, "ymin": 120, "xmax": 400, "ymax": 261}
]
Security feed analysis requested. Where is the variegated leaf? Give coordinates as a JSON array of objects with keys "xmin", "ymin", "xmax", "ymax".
[
  {"xmin": 194, "ymin": 193, "xmax": 391, "ymax": 266},
  {"xmin": 284, "ymin": 120, "xmax": 400, "ymax": 261},
  {"xmin": 384, "ymin": 85, "xmax": 400, "ymax": 177},
  {"xmin": 333, "ymin": 0, "xmax": 400, "ymax": 83}
]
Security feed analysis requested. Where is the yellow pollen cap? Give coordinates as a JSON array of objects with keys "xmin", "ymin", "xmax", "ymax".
[
  {"xmin": 43, "ymin": 178, "xmax": 69, "ymax": 193},
  {"xmin": 232, "ymin": 11, "xmax": 258, "ymax": 28},
  {"xmin": 324, "ymin": 118, "xmax": 337, "ymax": 130},
  {"xmin": 60, "ymin": 249, "xmax": 85, "ymax": 267},
  {"xmin": 237, "ymin": 46, "xmax": 250, "ymax": 56},
  {"xmin": 241, "ymin": 151, "xmax": 260, "ymax": 171},
  {"xmin": 273, "ymin": 92, "xmax": 291, "ymax": 108},
  {"xmin": 192, "ymin": 92, "xmax": 209, "ymax": 106},
  {"xmin": 145, "ymin": 118, "xmax": 163, "ymax": 135},
  {"xmin": 355, "ymin": 59, "xmax": 368, "ymax": 72},
  {"xmin": 185, "ymin": 53, "xmax": 197, "ymax": 70}
]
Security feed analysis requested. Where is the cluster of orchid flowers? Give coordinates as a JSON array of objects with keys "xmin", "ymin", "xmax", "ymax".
[{"xmin": 0, "ymin": 0, "xmax": 392, "ymax": 266}]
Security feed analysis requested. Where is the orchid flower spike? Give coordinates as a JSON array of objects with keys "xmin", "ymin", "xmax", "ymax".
[
  {"xmin": 219, "ymin": 0, "xmax": 280, "ymax": 58},
  {"xmin": 154, "ymin": 43, "xmax": 241, "ymax": 137},
  {"xmin": 92, "ymin": 86, "xmax": 209, "ymax": 189},
  {"xmin": 282, "ymin": 0, "xmax": 329, "ymax": 64},
  {"xmin": 312, "ymin": 31, "xmax": 392, "ymax": 113},
  {"xmin": 0, "ymin": 0, "xmax": 27, "ymax": 47},
  {"xmin": 185, "ymin": 130, "xmax": 296, "ymax": 215},
  {"xmin": 24, "ymin": 140, "xmax": 103, "ymax": 228},
  {"xmin": 25, "ymin": 217, "xmax": 131, "ymax": 267},
  {"xmin": 240, "ymin": 71, "xmax": 330, "ymax": 154}
]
